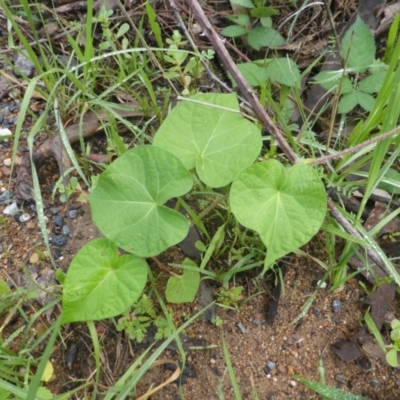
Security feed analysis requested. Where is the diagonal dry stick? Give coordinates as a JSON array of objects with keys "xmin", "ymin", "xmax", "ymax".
[{"xmin": 186, "ymin": 0, "xmax": 394, "ymax": 280}]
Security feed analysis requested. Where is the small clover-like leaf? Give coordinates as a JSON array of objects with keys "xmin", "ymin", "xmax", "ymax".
[
  {"xmin": 62, "ymin": 239, "xmax": 148, "ymax": 323},
  {"xmin": 88, "ymin": 145, "xmax": 193, "ymax": 257},
  {"xmin": 153, "ymin": 93, "xmax": 262, "ymax": 188},
  {"xmin": 230, "ymin": 160, "xmax": 327, "ymax": 269}
]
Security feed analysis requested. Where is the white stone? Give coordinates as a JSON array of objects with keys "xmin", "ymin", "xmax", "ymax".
[
  {"xmin": 3, "ymin": 202, "xmax": 19, "ymax": 216},
  {"xmin": 19, "ymin": 213, "xmax": 31, "ymax": 223},
  {"xmin": 0, "ymin": 128, "xmax": 12, "ymax": 137}
]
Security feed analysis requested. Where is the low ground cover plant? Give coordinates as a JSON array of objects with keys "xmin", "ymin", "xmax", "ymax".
[
  {"xmin": 1, "ymin": 0, "xmax": 400, "ymax": 398},
  {"xmin": 61, "ymin": 92, "xmax": 327, "ymax": 323}
]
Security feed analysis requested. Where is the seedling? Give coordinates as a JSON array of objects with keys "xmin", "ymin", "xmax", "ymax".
[
  {"xmin": 94, "ymin": 5, "xmax": 130, "ymax": 53},
  {"xmin": 164, "ymin": 30, "xmax": 214, "ymax": 94},
  {"xmin": 221, "ymin": 0, "xmax": 285, "ymax": 50},
  {"xmin": 116, "ymin": 294, "xmax": 172, "ymax": 342},
  {"xmin": 211, "ymin": 316, "xmax": 224, "ymax": 327},
  {"xmin": 312, "ymin": 16, "xmax": 388, "ymax": 114},
  {"xmin": 53, "ymin": 176, "xmax": 83, "ymax": 203},
  {"xmin": 387, "ymin": 319, "xmax": 400, "ymax": 367},
  {"xmin": 216, "ymin": 284, "xmax": 244, "ymax": 309}
]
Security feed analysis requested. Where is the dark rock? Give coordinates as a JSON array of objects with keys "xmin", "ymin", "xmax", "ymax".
[
  {"xmin": 51, "ymin": 235, "xmax": 67, "ymax": 247},
  {"xmin": 67, "ymin": 209, "xmax": 79, "ymax": 219},
  {"xmin": 54, "ymin": 214, "xmax": 64, "ymax": 228},
  {"xmin": 312, "ymin": 307, "xmax": 321, "ymax": 318},
  {"xmin": 370, "ymin": 379, "xmax": 378, "ymax": 387},
  {"xmin": 49, "ymin": 207, "xmax": 59, "ymax": 215}
]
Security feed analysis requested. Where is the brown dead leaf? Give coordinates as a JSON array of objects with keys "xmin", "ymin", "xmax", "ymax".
[{"xmin": 364, "ymin": 201, "xmax": 400, "ymax": 234}]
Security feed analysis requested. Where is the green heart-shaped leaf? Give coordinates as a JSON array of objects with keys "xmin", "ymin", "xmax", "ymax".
[
  {"xmin": 230, "ymin": 160, "xmax": 327, "ymax": 268},
  {"xmin": 153, "ymin": 93, "xmax": 262, "ymax": 188},
  {"xmin": 166, "ymin": 259, "xmax": 200, "ymax": 303},
  {"xmin": 88, "ymin": 145, "xmax": 193, "ymax": 257},
  {"xmin": 62, "ymin": 239, "xmax": 148, "ymax": 323}
]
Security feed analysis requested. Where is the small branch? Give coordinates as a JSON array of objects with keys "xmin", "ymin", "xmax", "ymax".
[
  {"xmin": 197, "ymin": 193, "xmax": 229, "ymax": 221},
  {"xmin": 186, "ymin": 0, "xmax": 298, "ymax": 164},
  {"xmin": 310, "ymin": 126, "xmax": 400, "ymax": 165},
  {"xmin": 152, "ymin": 257, "xmax": 179, "ymax": 276},
  {"xmin": 327, "ymin": 200, "xmax": 387, "ymax": 277}
]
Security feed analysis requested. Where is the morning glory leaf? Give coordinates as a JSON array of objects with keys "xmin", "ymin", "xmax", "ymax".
[{"xmin": 88, "ymin": 145, "xmax": 193, "ymax": 257}]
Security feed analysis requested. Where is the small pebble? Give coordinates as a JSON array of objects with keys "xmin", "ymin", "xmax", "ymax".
[
  {"xmin": 289, "ymin": 380, "xmax": 297, "ymax": 388},
  {"xmin": 30, "ymin": 204, "xmax": 37, "ymax": 213},
  {"xmin": 370, "ymin": 379, "xmax": 378, "ymax": 387},
  {"xmin": 3, "ymin": 201, "xmax": 19, "ymax": 216},
  {"xmin": 19, "ymin": 213, "xmax": 31, "ymax": 223},
  {"xmin": 312, "ymin": 307, "xmax": 321, "ymax": 318},
  {"xmin": 278, "ymin": 365, "xmax": 287, "ymax": 374},
  {"xmin": 252, "ymin": 318, "xmax": 261, "ymax": 326},
  {"xmin": 335, "ymin": 375, "xmax": 347, "ymax": 384},
  {"xmin": 62, "ymin": 225, "xmax": 71, "ymax": 235},
  {"xmin": 0, "ymin": 128, "xmax": 11, "ymax": 137},
  {"xmin": 3, "ymin": 158, "xmax": 12, "ymax": 167},
  {"xmin": 0, "ymin": 167, "xmax": 10, "ymax": 177},
  {"xmin": 297, "ymin": 342, "xmax": 303, "ymax": 349},
  {"xmin": 236, "ymin": 322, "xmax": 246, "ymax": 334},
  {"xmin": 332, "ymin": 299, "xmax": 342, "ymax": 313},
  {"xmin": 316, "ymin": 280, "xmax": 327, "ymax": 289},
  {"xmin": 264, "ymin": 361, "xmax": 276, "ymax": 375},
  {"xmin": 49, "ymin": 207, "xmax": 59, "ymax": 215},
  {"xmin": 15, "ymin": 52, "xmax": 35, "ymax": 77},
  {"xmin": 67, "ymin": 209, "xmax": 79, "ymax": 219},
  {"xmin": 0, "ymin": 190, "xmax": 13, "ymax": 202},
  {"xmin": 51, "ymin": 234, "xmax": 68, "ymax": 247},
  {"xmin": 54, "ymin": 214, "xmax": 64, "ymax": 228},
  {"xmin": 266, "ymin": 361, "xmax": 276, "ymax": 371},
  {"xmin": 29, "ymin": 252, "xmax": 40, "ymax": 264}
]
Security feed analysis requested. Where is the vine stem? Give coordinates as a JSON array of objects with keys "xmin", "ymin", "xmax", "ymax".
[
  {"xmin": 186, "ymin": 0, "xmax": 298, "ymax": 164},
  {"xmin": 186, "ymin": 0, "xmax": 394, "ymax": 281}
]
